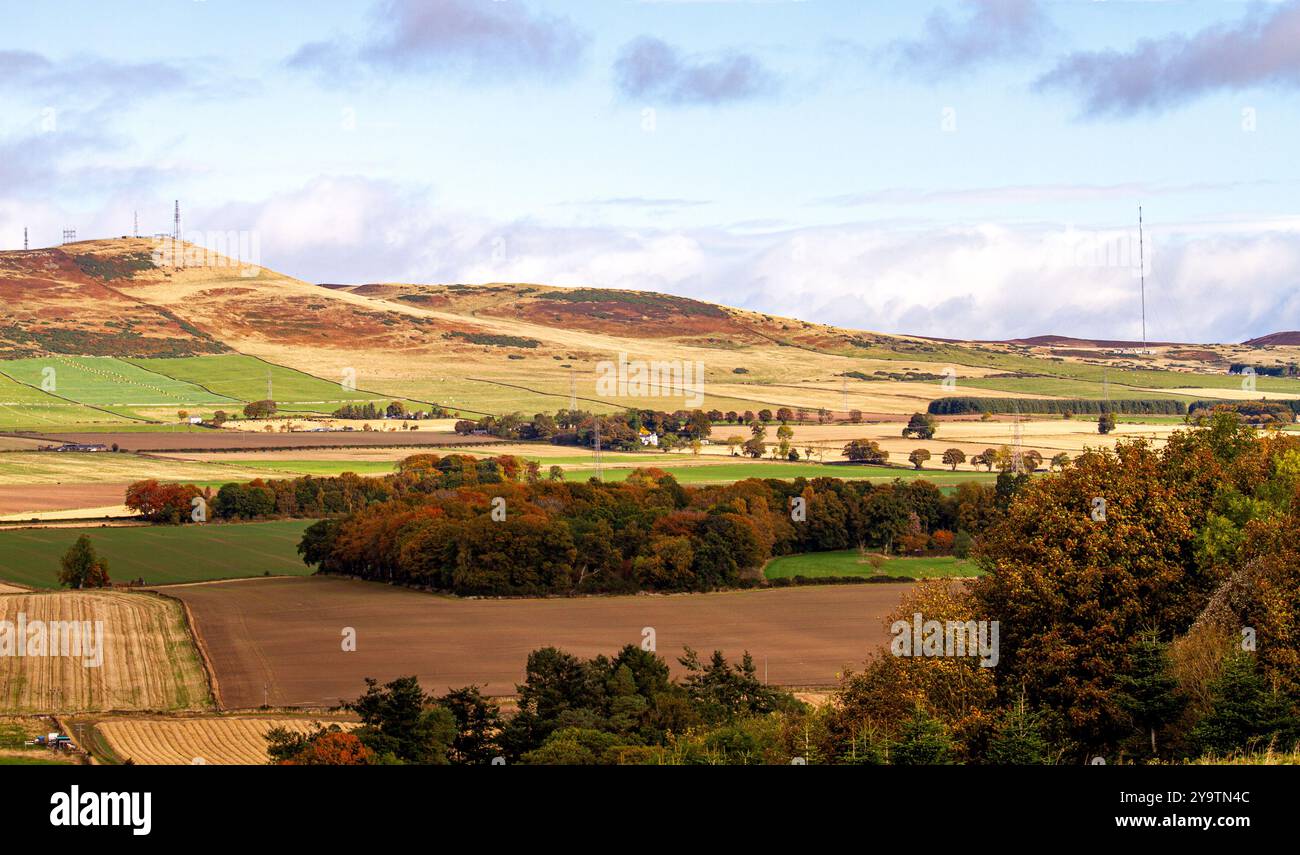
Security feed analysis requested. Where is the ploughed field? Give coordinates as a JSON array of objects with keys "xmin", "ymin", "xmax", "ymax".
[{"xmin": 167, "ymin": 575, "xmax": 911, "ymax": 708}]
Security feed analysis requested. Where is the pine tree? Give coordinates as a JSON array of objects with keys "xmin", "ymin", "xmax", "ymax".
[
  {"xmin": 986, "ymin": 697, "xmax": 1052, "ymax": 765},
  {"xmin": 891, "ymin": 706, "xmax": 954, "ymax": 765},
  {"xmin": 1191, "ymin": 653, "xmax": 1295, "ymax": 757},
  {"xmin": 1115, "ymin": 631, "xmax": 1186, "ymax": 756}
]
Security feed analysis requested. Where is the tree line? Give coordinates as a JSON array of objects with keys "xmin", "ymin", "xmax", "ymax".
[
  {"xmin": 294, "ymin": 460, "xmax": 1007, "ymax": 595},
  {"xmin": 928, "ymin": 397, "xmax": 1187, "ymax": 415}
]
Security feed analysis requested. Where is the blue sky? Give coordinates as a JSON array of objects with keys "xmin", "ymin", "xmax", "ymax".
[{"xmin": 3, "ymin": 0, "xmax": 1299, "ymax": 342}]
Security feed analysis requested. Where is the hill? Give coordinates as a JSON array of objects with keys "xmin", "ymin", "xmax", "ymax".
[
  {"xmin": 3, "ymin": 238, "xmax": 1300, "ymax": 425},
  {"xmin": 1243, "ymin": 331, "xmax": 1300, "ymax": 347}
]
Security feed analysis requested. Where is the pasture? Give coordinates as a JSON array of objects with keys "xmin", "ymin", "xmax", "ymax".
[
  {"xmin": 764, "ymin": 550, "xmax": 979, "ymax": 579},
  {"xmin": 0, "ymin": 520, "xmax": 315, "ymax": 588},
  {"xmin": 126, "ymin": 354, "xmax": 414, "ymax": 414}
]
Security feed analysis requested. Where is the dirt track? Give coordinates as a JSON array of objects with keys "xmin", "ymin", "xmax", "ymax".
[{"xmin": 165, "ymin": 576, "xmax": 909, "ymax": 708}]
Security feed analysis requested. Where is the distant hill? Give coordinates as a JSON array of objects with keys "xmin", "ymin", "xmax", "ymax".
[{"xmin": 1243, "ymin": 331, "xmax": 1300, "ymax": 347}]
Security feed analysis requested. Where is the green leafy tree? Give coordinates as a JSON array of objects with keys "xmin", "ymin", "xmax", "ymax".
[
  {"xmin": 901, "ymin": 412, "xmax": 937, "ymax": 440},
  {"xmin": 59, "ymin": 535, "xmax": 110, "ymax": 589}
]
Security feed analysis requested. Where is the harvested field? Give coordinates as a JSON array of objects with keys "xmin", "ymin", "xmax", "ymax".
[
  {"xmin": 95, "ymin": 716, "xmax": 357, "ymax": 765},
  {"xmin": 167, "ymin": 575, "xmax": 910, "ymax": 708},
  {"xmin": 16, "ymin": 430, "xmax": 500, "ymax": 453},
  {"xmin": 0, "ymin": 484, "xmax": 130, "ymax": 517},
  {"xmin": 0, "ymin": 591, "xmax": 210, "ymax": 713}
]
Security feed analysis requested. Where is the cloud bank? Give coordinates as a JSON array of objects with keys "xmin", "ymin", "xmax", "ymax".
[{"xmin": 1038, "ymin": 0, "xmax": 1300, "ymax": 115}]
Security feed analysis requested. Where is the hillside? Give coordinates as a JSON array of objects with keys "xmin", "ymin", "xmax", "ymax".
[{"xmin": 3, "ymin": 237, "xmax": 1300, "ymax": 425}]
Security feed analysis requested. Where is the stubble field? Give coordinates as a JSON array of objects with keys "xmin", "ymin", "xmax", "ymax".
[{"xmin": 0, "ymin": 590, "xmax": 210, "ymax": 713}]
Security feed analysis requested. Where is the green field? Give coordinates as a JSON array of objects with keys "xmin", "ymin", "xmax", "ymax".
[
  {"xmin": 0, "ymin": 372, "xmax": 137, "ymax": 430},
  {"xmin": 0, "ymin": 754, "xmax": 70, "ymax": 765},
  {"xmin": 0, "ymin": 520, "xmax": 315, "ymax": 587},
  {"xmin": 232, "ymin": 459, "xmax": 400, "ymax": 476},
  {"xmin": 764, "ymin": 550, "xmax": 980, "ymax": 579},
  {"xmin": 562, "ymin": 461, "xmax": 999, "ymax": 485},
  {"xmin": 1, "ymin": 356, "xmax": 236, "ymax": 409},
  {"xmin": 861, "ymin": 341, "xmax": 1300, "ymax": 395},
  {"xmin": 126, "ymin": 354, "xmax": 413, "ymax": 413}
]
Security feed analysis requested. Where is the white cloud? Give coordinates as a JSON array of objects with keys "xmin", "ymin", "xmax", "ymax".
[{"xmin": 22, "ymin": 174, "xmax": 1299, "ymax": 345}]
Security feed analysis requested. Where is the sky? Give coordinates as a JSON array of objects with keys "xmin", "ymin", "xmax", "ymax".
[{"xmin": 2, "ymin": 0, "xmax": 1299, "ymax": 343}]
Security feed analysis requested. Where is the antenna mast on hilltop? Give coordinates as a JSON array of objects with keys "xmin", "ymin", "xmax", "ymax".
[
  {"xmin": 1138, "ymin": 204, "xmax": 1147, "ymax": 354},
  {"xmin": 173, "ymin": 201, "xmax": 181, "ymax": 242},
  {"xmin": 133, "ymin": 211, "xmax": 138, "ymax": 238},
  {"xmin": 23, "ymin": 228, "xmax": 27, "ymax": 251}
]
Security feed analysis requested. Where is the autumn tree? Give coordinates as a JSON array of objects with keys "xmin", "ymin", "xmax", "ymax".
[
  {"xmin": 908, "ymin": 448, "xmax": 931, "ymax": 470},
  {"xmin": 972, "ymin": 440, "xmax": 1205, "ymax": 752},
  {"xmin": 267, "ymin": 727, "xmax": 373, "ymax": 765},
  {"xmin": 942, "ymin": 448, "xmax": 966, "ymax": 471},
  {"xmin": 843, "ymin": 439, "xmax": 887, "ymax": 464}
]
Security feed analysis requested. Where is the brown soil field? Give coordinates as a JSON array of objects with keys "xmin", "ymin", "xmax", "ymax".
[
  {"xmin": 166, "ymin": 575, "xmax": 909, "ymax": 709},
  {"xmin": 0, "ymin": 582, "xmax": 29, "ymax": 594},
  {"xmin": 0, "ymin": 484, "xmax": 129, "ymax": 516},
  {"xmin": 95, "ymin": 716, "xmax": 357, "ymax": 765},
  {"xmin": 15, "ymin": 431, "xmax": 501, "ymax": 453},
  {"xmin": 0, "ymin": 591, "xmax": 210, "ymax": 713}
]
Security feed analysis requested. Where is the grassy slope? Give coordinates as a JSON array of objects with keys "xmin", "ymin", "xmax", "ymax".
[
  {"xmin": 126, "ymin": 354, "xmax": 420, "ymax": 413},
  {"xmin": 2, "ymin": 356, "xmax": 236, "ymax": 407},
  {"xmin": 0, "ymin": 520, "xmax": 315, "ymax": 587},
  {"xmin": 0, "ymin": 372, "xmax": 136, "ymax": 430}
]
